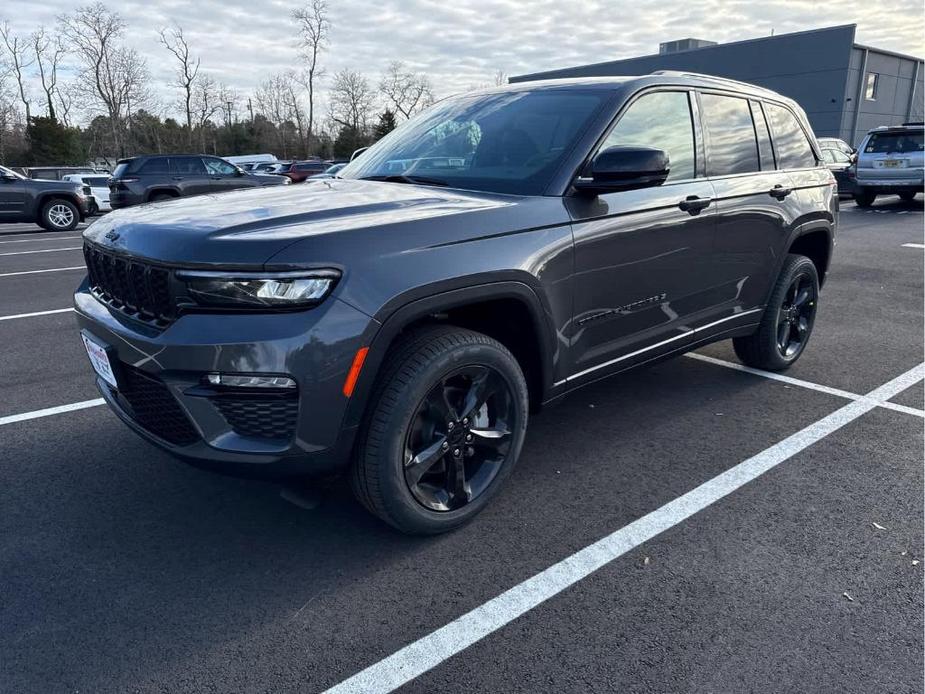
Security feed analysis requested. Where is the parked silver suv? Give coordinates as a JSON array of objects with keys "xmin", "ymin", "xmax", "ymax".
[{"xmin": 852, "ymin": 122, "xmax": 924, "ymax": 207}]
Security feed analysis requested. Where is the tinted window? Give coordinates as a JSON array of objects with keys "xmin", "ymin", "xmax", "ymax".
[
  {"xmin": 598, "ymin": 91, "xmax": 695, "ymax": 182},
  {"xmin": 700, "ymin": 94, "xmax": 759, "ymax": 176},
  {"xmin": 112, "ymin": 162, "xmax": 132, "ymax": 178},
  {"xmin": 172, "ymin": 157, "xmax": 207, "ymax": 175},
  {"xmin": 339, "ymin": 89, "xmax": 607, "ymax": 195},
  {"xmin": 765, "ymin": 103, "xmax": 817, "ymax": 169},
  {"xmin": 138, "ymin": 157, "xmax": 171, "ymax": 174},
  {"xmin": 202, "ymin": 157, "xmax": 237, "ymax": 175},
  {"xmin": 750, "ymin": 102, "xmax": 776, "ymax": 171},
  {"xmin": 864, "ymin": 132, "xmax": 924, "ymax": 154}
]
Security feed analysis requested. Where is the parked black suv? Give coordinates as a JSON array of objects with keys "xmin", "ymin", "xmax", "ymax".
[
  {"xmin": 1, "ymin": 165, "xmax": 90, "ymax": 231},
  {"xmin": 76, "ymin": 73, "xmax": 836, "ymax": 533},
  {"xmin": 108, "ymin": 154, "xmax": 290, "ymax": 208}
]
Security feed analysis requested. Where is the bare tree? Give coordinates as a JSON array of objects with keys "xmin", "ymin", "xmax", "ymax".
[
  {"xmin": 328, "ymin": 69, "xmax": 375, "ymax": 133},
  {"xmin": 291, "ymin": 0, "xmax": 329, "ymax": 154},
  {"xmin": 191, "ymin": 75, "xmax": 228, "ymax": 151},
  {"xmin": 31, "ymin": 27, "xmax": 67, "ymax": 120},
  {"xmin": 254, "ymin": 72, "xmax": 306, "ymax": 158},
  {"xmin": 379, "ymin": 61, "xmax": 434, "ymax": 119},
  {"xmin": 494, "ymin": 69, "xmax": 508, "ymax": 86},
  {"xmin": 55, "ymin": 81, "xmax": 80, "ymax": 127},
  {"xmin": 0, "ymin": 21, "xmax": 33, "ymax": 121},
  {"xmin": 59, "ymin": 3, "xmax": 149, "ymax": 156},
  {"xmin": 158, "ymin": 24, "xmax": 199, "ymax": 143}
]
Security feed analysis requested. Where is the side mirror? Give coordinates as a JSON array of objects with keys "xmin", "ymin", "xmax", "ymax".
[
  {"xmin": 1, "ymin": 173, "xmax": 16, "ymax": 182},
  {"xmin": 574, "ymin": 145, "xmax": 670, "ymax": 195}
]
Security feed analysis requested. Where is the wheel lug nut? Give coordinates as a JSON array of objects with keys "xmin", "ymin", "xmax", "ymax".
[
  {"xmin": 442, "ymin": 442, "xmax": 449, "ymax": 450},
  {"xmin": 466, "ymin": 434, "xmax": 472, "ymax": 442},
  {"xmin": 447, "ymin": 421, "xmax": 455, "ymax": 430},
  {"xmin": 453, "ymin": 448, "xmax": 461, "ymax": 456},
  {"xmin": 463, "ymin": 418, "xmax": 469, "ymax": 425}
]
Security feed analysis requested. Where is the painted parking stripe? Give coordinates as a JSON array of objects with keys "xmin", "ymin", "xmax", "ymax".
[
  {"xmin": 901, "ymin": 243, "xmax": 925, "ymax": 249},
  {"xmin": 685, "ymin": 352, "xmax": 924, "ymax": 418},
  {"xmin": 0, "ymin": 399, "xmax": 105, "ymax": 427},
  {"xmin": 324, "ymin": 363, "xmax": 924, "ymax": 694},
  {"xmin": 0, "ymin": 308, "xmax": 73, "ymax": 321},
  {"xmin": 0, "ymin": 246, "xmax": 82, "ymax": 257},
  {"xmin": 0, "ymin": 235, "xmax": 83, "ymax": 245},
  {"xmin": 0, "ymin": 266, "xmax": 85, "ymax": 278}
]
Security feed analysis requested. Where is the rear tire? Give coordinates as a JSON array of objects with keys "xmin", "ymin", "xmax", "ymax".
[
  {"xmin": 733, "ymin": 254, "xmax": 819, "ymax": 371},
  {"xmin": 149, "ymin": 192, "xmax": 176, "ymax": 203},
  {"xmin": 351, "ymin": 325, "xmax": 529, "ymax": 534},
  {"xmin": 853, "ymin": 191, "xmax": 876, "ymax": 207},
  {"xmin": 899, "ymin": 191, "xmax": 917, "ymax": 202},
  {"xmin": 39, "ymin": 198, "xmax": 79, "ymax": 231}
]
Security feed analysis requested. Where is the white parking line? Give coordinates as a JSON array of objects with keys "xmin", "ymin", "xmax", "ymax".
[
  {"xmin": 685, "ymin": 352, "xmax": 924, "ymax": 418},
  {"xmin": 0, "ymin": 399, "xmax": 105, "ymax": 427},
  {"xmin": 0, "ymin": 246, "xmax": 82, "ymax": 257},
  {"xmin": 0, "ymin": 266, "xmax": 85, "ymax": 278},
  {"xmin": 0, "ymin": 235, "xmax": 83, "ymax": 245},
  {"xmin": 324, "ymin": 363, "xmax": 924, "ymax": 694},
  {"xmin": 0, "ymin": 308, "xmax": 73, "ymax": 321},
  {"xmin": 901, "ymin": 243, "xmax": 925, "ymax": 249}
]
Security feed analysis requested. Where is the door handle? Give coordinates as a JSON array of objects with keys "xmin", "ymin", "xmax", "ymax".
[
  {"xmin": 678, "ymin": 195, "xmax": 712, "ymax": 215},
  {"xmin": 769, "ymin": 184, "xmax": 792, "ymax": 200},
  {"xmin": 171, "ymin": 176, "xmax": 184, "ymax": 181}
]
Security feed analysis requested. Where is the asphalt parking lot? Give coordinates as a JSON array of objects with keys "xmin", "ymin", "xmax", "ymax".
[{"xmin": 1, "ymin": 198, "xmax": 923, "ymax": 693}]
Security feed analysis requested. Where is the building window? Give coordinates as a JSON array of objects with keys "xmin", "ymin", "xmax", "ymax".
[{"xmin": 865, "ymin": 72, "xmax": 879, "ymax": 101}]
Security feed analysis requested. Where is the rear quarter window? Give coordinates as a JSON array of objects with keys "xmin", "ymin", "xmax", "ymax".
[
  {"xmin": 764, "ymin": 103, "xmax": 817, "ymax": 170},
  {"xmin": 138, "ymin": 157, "xmax": 171, "ymax": 174}
]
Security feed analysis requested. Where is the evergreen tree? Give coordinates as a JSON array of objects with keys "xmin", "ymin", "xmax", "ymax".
[{"xmin": 373, "ymin": 109, "xmax": 397, "ymax": 141}]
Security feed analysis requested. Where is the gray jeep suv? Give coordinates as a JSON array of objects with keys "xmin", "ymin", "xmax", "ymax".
[{"xmin": 75, "ymin": 73, "xmax": 837, "ymax": 533}]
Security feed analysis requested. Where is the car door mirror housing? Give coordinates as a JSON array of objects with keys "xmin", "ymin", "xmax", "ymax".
[
  {"xmin": 574, "ymin": 145, "xmax": 670, "ymax": 195},
  {"xmin": 1, "ymin": 173, "xmax": 16, "ymax": 182}
]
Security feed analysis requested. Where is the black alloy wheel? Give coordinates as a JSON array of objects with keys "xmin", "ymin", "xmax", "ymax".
[
  {"xmin": 403, "ymin": 365, "xmax": 515, "ymax": 512},
  {"xmin": 352, "ymin": 326, "xmax": 529, "ymax": 534},
  {"xmin": 733, "ymin": 253, "xmax": 820, "ymax": 371},
  {"xmin": 775, "ymin": 273, "xmax": 817, "ymax": 359}
]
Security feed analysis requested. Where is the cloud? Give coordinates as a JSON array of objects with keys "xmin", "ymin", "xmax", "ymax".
[{"xmin": 3, "ymin": 0, "xmax": 923, "ymax": 125}]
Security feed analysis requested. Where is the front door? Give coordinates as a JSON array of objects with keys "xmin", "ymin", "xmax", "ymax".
[
  {"xmin": 170, "ymin": 156, "xmax": 212, "ymax": 197},
  {"xmin": 566, "ymin": 89, "xmax": 720, "ymax": 383},
  {"xmin": 202, "ymin": 157, "xmax": 251, "ymax": 193},
  {"xmin": 0, "ymin": 171, "xmax": 26, "ymax": 220}
]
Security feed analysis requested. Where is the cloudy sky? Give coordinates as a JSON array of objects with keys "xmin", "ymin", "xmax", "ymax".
[{"xmin": 4, "ymin": 0, "xmax": 924, "ymax": 124}]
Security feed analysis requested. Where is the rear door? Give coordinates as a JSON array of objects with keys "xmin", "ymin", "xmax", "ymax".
[
  {"xmin": 566, "ymin": 89, "xmax": 719, "ymax": 383},
  {"xmin": 701, "ymin": 92, "xmax": 802, "ymax": 321}
]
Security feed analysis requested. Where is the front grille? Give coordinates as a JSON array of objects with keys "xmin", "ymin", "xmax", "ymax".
[
  {"xmin": 113, "ymin": 366, "xmax": 199, "ymax": 446},
  {"xmin": 84, "ymin": 244, "xmax": 174, "ymax": 326},
  {"xmin": 214, "ymin": 397, "xmax": 299, "ymax": 440}
]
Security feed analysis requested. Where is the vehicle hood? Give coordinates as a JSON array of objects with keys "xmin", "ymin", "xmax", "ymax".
[{"xmin": 81, "ymin": 179, "xmax": 536, "ymax": 268}]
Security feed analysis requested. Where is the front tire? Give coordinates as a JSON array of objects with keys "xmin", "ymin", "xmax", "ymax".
[
  {"xmin": 854, "ymin": 190, "xmax": 876, "ymax": 207},
  {"xmin": 39, "ymin": 198, "xmax": 79, "ymax": 231},
  {"xmin": 733, "ymin": 254, "xmax": 820, "ymax": 371},
  {"xmin": 352, "ymin": 326, "xmax": 529, "ymax": 534}
]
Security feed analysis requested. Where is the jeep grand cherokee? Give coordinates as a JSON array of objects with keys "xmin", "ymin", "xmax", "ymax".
[{"xmin": 75, "ymin": 73, "xmax": 836, "ymax": 534}]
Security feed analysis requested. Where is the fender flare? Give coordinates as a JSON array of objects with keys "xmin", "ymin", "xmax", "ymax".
[{"xmin": 340, "ymin": 280, "xmax": 557, "ymax": 431}]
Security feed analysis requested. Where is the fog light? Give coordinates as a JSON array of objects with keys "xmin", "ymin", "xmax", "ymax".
[{"xmin": 205, "ymin": 373, "xmax": 296, "ymax": 389}]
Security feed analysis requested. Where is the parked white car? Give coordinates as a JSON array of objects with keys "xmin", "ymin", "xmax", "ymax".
[{"xmin": 62, "ymin": 173, "xmax": 112, "ymax": 214}]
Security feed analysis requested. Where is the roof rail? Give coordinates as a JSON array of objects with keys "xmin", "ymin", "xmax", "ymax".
[{"xmin": 650, "ymin": 70, "xmax": 763, "ymax": 91}]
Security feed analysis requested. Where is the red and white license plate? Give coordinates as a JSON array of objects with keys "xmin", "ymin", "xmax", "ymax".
[{"xmin": 81, "ymin": 332, "xmax": 118, "ymax": 388}]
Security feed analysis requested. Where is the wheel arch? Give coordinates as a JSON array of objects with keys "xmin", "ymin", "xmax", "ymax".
[
  {"xmin": 342, "ymin": 281, "xmax": 556, "ymax": 431},
  {"xmin": 33, "ymin": 191, "xmax": 81, "ymax": 219},
  {"xmin": 145, "ymin": 187, "xmax": 180, "ymax": 202},
  {"xmin": 786, "ymin": 221, "xmax": 834, "ymax": 287}
]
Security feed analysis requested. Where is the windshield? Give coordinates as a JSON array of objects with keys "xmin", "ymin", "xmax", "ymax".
[
  {"xmin": 339, "ymin": 89, "xmax": 607, "ymax": 195},
  {"xmin": 0, "ymin": 165, "xmax": 24, "ymax": 179},
  {"xmin": 864, "ymin": 131, "xmax": 924, "ymax": 154}
]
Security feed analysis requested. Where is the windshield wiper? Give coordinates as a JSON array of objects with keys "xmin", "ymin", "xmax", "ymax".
[{"xmin": 359, "ymin": 174, "xmax": 449, "ymax": 187}]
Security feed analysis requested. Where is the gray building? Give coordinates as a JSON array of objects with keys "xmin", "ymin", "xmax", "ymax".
[{"xmin": 511, "ymin": 25, "xmax": 923, "ymax": 147}]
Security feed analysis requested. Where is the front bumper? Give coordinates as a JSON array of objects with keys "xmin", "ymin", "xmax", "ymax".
[{"xmin": 74, "ymin": 279, "xmax": 375, "ymax": 479}]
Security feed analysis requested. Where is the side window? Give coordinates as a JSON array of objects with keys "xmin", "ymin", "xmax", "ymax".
[
  {"xmin": 764, "ymin": 103, "xmax": 817, "ymax": 170},
  {"xmin": 172, "ymin": 157, "xmax": 207, "ymax": 175},
  {"xmin": 821, "ymin": 149, "xmax": 836, "ymax": 163},
  {"xmin": 700, "ymin": 94, "xmax": 760, "ymax": 176},
  {"xmin": 203, "ymin": 157, "xmax": 237, "ymax": 175},
  {"xmin": 139, "ymin": 157, "xmax": 170, "ymax": 174},
  {"xmin": 831, "ymin": 150, "xmax": 851, "ymax": 163},
  {"xmin": 598, "ymin": 91, "xmax": 695, "ymax": 182},
  {"xmin": 750, "ymin": 101, "xmax": 776, "ymax": 171}
]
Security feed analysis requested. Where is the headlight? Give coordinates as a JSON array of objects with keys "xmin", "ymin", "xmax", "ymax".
[
  {"xmin": 281, "ymin": 177, "xmax": 292, "ymax": 184},
  {"xmin": 177, "ymin": 270, "xmax": 339, "ymax": 308}
]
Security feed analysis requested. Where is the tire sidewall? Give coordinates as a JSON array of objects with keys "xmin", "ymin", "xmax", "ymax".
[
  {"xmin": 765, "ymin": 256, "xmax": 820, "ymax": 368},
  {"xmin": 41, "ymin": 199, "xmax": 79, "ymax": 231},
  {"xmin": 369, "ymin": 341, "xmax": 528, "ymax": 534}
]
